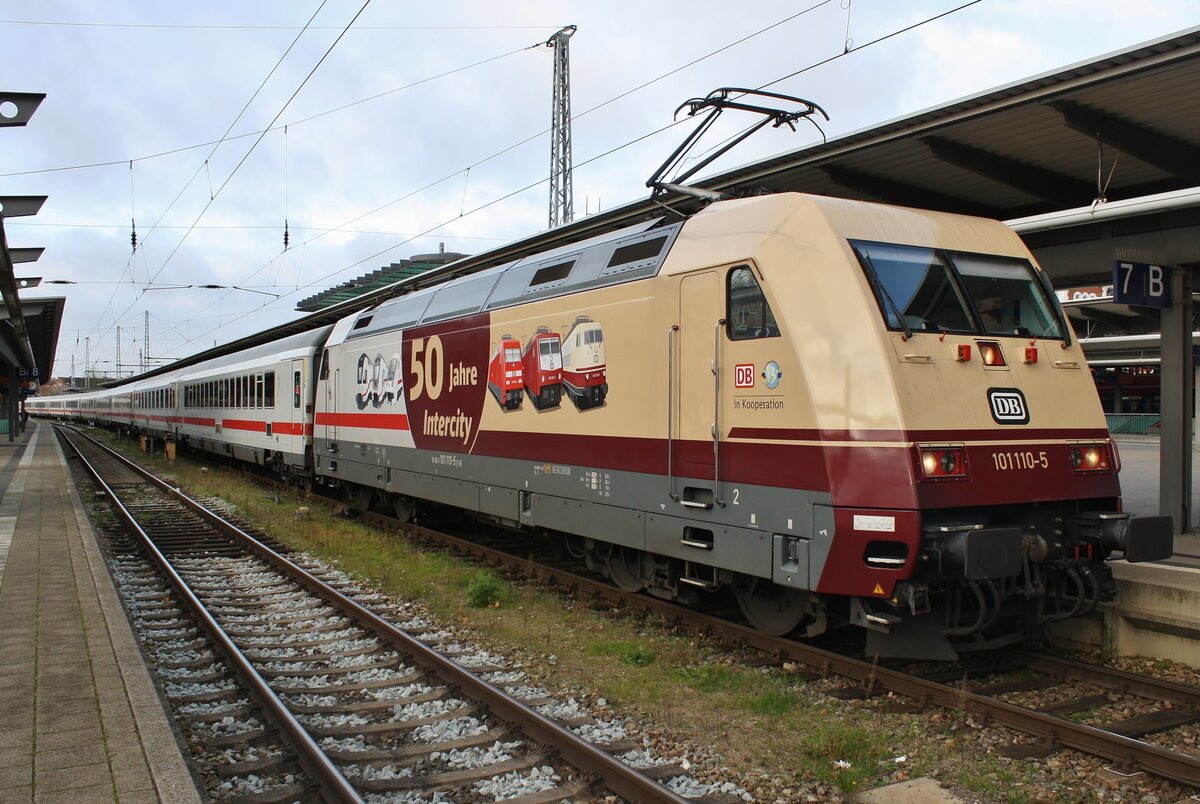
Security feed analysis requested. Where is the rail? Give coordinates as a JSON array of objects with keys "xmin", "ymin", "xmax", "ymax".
[
  {"xmin": 59, "ymin": 426, "xmax": 364, "ymax": 803},
  {"xmin": 354, "ymin": 509, "xmax": 1200, "ymax": 789},
  {"xmin": 60, "ymin": 425, "xmax": 689, "ymax": 804}
]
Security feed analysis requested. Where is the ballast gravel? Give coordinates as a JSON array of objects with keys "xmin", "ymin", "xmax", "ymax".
[
  {"xmin": 474, "ymin": 765, "xmax": 561, "ymax": 800},
  {"xmin": 411, "ymin": 716, "xmax": 490, "ymax": 743}
]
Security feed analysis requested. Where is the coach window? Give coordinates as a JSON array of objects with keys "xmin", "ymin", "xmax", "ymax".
[
  {"xmin": 265, "ymin": 371, "xmax": 275, "ymax": 408},
  {"xmin": 256, "ymin": 373, "xmax": 264, "ymax": 408},
  {"xmin": 727, "ymin": 265, "xmax": 779, "ymax": 340}
]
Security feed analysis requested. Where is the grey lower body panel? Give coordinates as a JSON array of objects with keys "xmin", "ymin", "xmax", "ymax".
[{"xmin": 314, "ymin": 436, "xmax": 832, "ymax": 585}]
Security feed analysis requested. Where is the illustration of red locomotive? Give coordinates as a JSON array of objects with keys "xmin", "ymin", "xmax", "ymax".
[
  {"xmin": 487, "ymin": 335, "xmax": 524, "ymax": 410},
  {"xmin": 522, "ymin": 327, "xmax": 563, "ymax": 410}
]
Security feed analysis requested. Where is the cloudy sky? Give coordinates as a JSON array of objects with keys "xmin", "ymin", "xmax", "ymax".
[{"xmin": 1, "ymin": 0, "xmax": 1196, "ymax": 379}]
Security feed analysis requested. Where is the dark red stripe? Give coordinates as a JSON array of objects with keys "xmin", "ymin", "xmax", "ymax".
[
  {"xmin": 727, "ymin": 426, "xmax": 1111, "ymax": 442},
  {"xmin": 315, "ymin": 411, "xmax": 410, "ymax": 431}
]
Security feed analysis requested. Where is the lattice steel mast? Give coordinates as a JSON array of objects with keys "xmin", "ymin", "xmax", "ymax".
[{"xmin": 546, "ymin": 25, "xmax": 576, "ymax": 229}]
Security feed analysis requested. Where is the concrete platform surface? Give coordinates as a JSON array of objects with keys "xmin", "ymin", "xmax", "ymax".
[{"xmin": 0, "ymin": 422, "xmax": 200, "ymax": 803}]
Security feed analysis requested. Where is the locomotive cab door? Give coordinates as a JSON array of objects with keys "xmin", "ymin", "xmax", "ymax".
[
  {"xmin": 673, "ymin": 270, "xmax": 724, "ymax": 508},
  {"xmin": 319, "ymin": 348, "xmax": 338, "ymax": 448}
]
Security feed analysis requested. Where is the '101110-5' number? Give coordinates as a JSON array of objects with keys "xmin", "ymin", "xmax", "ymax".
[{"xmin": 992, "ymin": 450, "xmax": 1048, "ymax": 471}]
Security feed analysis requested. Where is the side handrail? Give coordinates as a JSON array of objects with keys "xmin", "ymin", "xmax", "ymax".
[
  {"xmin": 667, "ymin": 324, "xmax": 679, "ymax": 501},
  {"xmin": 713, "ymin": 318, "xmax": 726, "ymax": 507}
]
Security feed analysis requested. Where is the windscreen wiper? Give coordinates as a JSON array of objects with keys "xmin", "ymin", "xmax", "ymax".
[{"xmin": 860, "ymin": 253, "xmax": 914, "ymax": 340}]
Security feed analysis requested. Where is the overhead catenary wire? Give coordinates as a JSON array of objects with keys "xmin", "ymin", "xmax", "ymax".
[
  {"xmin": 167, "ymin": 0, "xmax": 838, "ymax": 330},
  {"xmin": 92, "ymin": 0, "xmax": 370, "ymax": 351},
  {"xmin": 84, "ymin": 0, "xmax": 334, "ymax": 350},
  {"xmin": 0, "ymin": 18, "xmax": 554, "ymax": 31},
  {"xmin": 84, "ymin": 0, "xmax": 987, "ymax": 365},
  {"xmin": 0, "ymin": 43, "xmax": 548, "ymax": 180}
]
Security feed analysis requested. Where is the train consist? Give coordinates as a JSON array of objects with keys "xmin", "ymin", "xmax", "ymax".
[{"xmin": 32, "ymin": 192, "xmax": 1172, "ymax": 659}]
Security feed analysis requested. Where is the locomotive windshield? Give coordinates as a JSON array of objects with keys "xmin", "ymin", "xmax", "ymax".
[{"xmin": 852, "ymin": 241, "xmax": 1064, "ymax": 339}]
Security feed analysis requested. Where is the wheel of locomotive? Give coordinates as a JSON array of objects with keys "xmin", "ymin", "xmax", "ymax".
[
  {"xmin": 605, "ymin": 546, "xmax": 644, "ymax": 593},
  {"xmin": 735, "ymin": 580, "xmax": 809, "ymax": 636},
  {"xmin": 348, "ymin": 483, "xmax": 374, "ymax": 512},
  {"xmin": 392, "ymin": 494, "xmax": 416, "ymax": 522}
]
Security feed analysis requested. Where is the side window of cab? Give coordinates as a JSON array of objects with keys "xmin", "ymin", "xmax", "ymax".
[{"xmin": 727, "ymin": 265, "xmax": 779, "ymax": 340}]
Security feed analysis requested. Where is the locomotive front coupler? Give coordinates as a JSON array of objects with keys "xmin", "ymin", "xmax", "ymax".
[
  {"xmin": 1068, "ymin": 512, "xmax": 1174, "ymax": 563},
  {"xmin": 923, "ymin": 523, "xmax": 1025, "ymax": 581}
]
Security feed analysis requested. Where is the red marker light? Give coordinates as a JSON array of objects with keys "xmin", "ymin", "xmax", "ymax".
[
  {"xmin": 1024, "ymin": 347, "xmax": 1038, "ymax": 364},
  {"xmin": 917, "ymin": 445, "xmax": 968, "ymax": 480},
  {"xmin": 1069, "ymin": 443, "xmax": 1113, "ymax": 473},
  {"xmin": 957, "ymin": 344, "xmax": 971, "ymax": 362}
]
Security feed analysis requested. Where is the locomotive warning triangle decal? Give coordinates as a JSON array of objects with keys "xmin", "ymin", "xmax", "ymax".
[{"xmin": 873, "ymin": 584, "xmax": 885, "ymax": 595}]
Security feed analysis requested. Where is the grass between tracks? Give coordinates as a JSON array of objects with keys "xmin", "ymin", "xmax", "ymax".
[{"xmin": 99, "ymin": 432, "xmax": 1086, "ymax": 801}]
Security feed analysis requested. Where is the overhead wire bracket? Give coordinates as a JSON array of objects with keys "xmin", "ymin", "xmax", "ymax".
[{"xmin": 647, "ymin": 87, "xmax": 828, "ymax": 203}]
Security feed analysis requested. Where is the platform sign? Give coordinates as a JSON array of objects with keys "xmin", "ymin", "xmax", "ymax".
[{"xmin": 1113, "ymin": 261, "xmax": 1172, "ymax": 308}]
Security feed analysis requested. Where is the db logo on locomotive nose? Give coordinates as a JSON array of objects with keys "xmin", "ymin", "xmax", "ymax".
[{"xmin": 987, "ymin": 387, "xmax": 1029, "ymax": 425}]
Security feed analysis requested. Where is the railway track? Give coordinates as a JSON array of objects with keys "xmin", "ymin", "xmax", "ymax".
[
  {"xmin": 60, "ymin": 425, "xmax": 700, "ymax": 804},
  {"xmin": 77, "ymin": 427, "xmax": 1200, "ymax": 794},
  {"xmin": 346, "ymin": 509, "xmax": 1200, "ymax": 791}
]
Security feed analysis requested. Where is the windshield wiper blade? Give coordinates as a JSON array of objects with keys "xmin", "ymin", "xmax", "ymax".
[{"xmin": 861, "ymin": 253, "xmax": 914, "ymax": 340}]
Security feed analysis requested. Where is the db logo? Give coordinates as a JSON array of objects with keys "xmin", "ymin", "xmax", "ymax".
[
  {"xmin": 987, "ymin": 387, "xmax": 1029, "ymax": 425},
  {"xmin": 734, "ymin": 363, "xmax": 755, "ymax": 389}
]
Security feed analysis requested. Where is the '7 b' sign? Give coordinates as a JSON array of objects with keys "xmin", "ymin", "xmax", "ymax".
[{"xmin": 1113, "ymin": 261, "xmax": 1172, "ymax": 308}]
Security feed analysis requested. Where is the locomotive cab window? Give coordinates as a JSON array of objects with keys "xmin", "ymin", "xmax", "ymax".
[
  {"xmin": 852, "ymin": 242, "xmax": 974, "ymax": 334},
  {"xmin": 852, "ymin": 240, "xmax": 1065, "ymax": 340},
  {"xmin": 952, "ymin": 253, "xmax": 1062, "ymax": 339},
  {"xmin": 727, "ymin": 265, "xmax": 779, "ymax": 340}
]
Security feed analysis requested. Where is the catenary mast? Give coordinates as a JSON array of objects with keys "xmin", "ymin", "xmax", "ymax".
[{"xmin": 546, "ymin": 25, "xmax": 576, "ymax": 229}]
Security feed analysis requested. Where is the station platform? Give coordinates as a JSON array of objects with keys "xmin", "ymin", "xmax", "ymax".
[
  {"xmin": 0, "ymin": 422, "xmax": 200, "ymax": 803},
  {"xmin": 1047, "ymin": 437, "xmax": 1200, "ymax": 664}
]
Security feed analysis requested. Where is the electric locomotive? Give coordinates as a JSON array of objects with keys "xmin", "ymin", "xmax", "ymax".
[{"xmin": 34, "ymin": 192, "xmax": 1172, "ymax": 659}]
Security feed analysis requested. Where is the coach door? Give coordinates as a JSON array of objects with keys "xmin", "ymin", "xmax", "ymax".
[
  {"xmin": 672, "ymin": 270, "xmax": 724, "ymax": 508},
  {"xmin": 289, "ymin": 358, "xmax": 304, "ymax": 437}
]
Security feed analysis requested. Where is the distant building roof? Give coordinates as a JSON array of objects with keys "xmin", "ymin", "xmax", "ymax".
[{"xmin": 295, "ymin": 248, "xmax": 468, "ymax": 312}]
